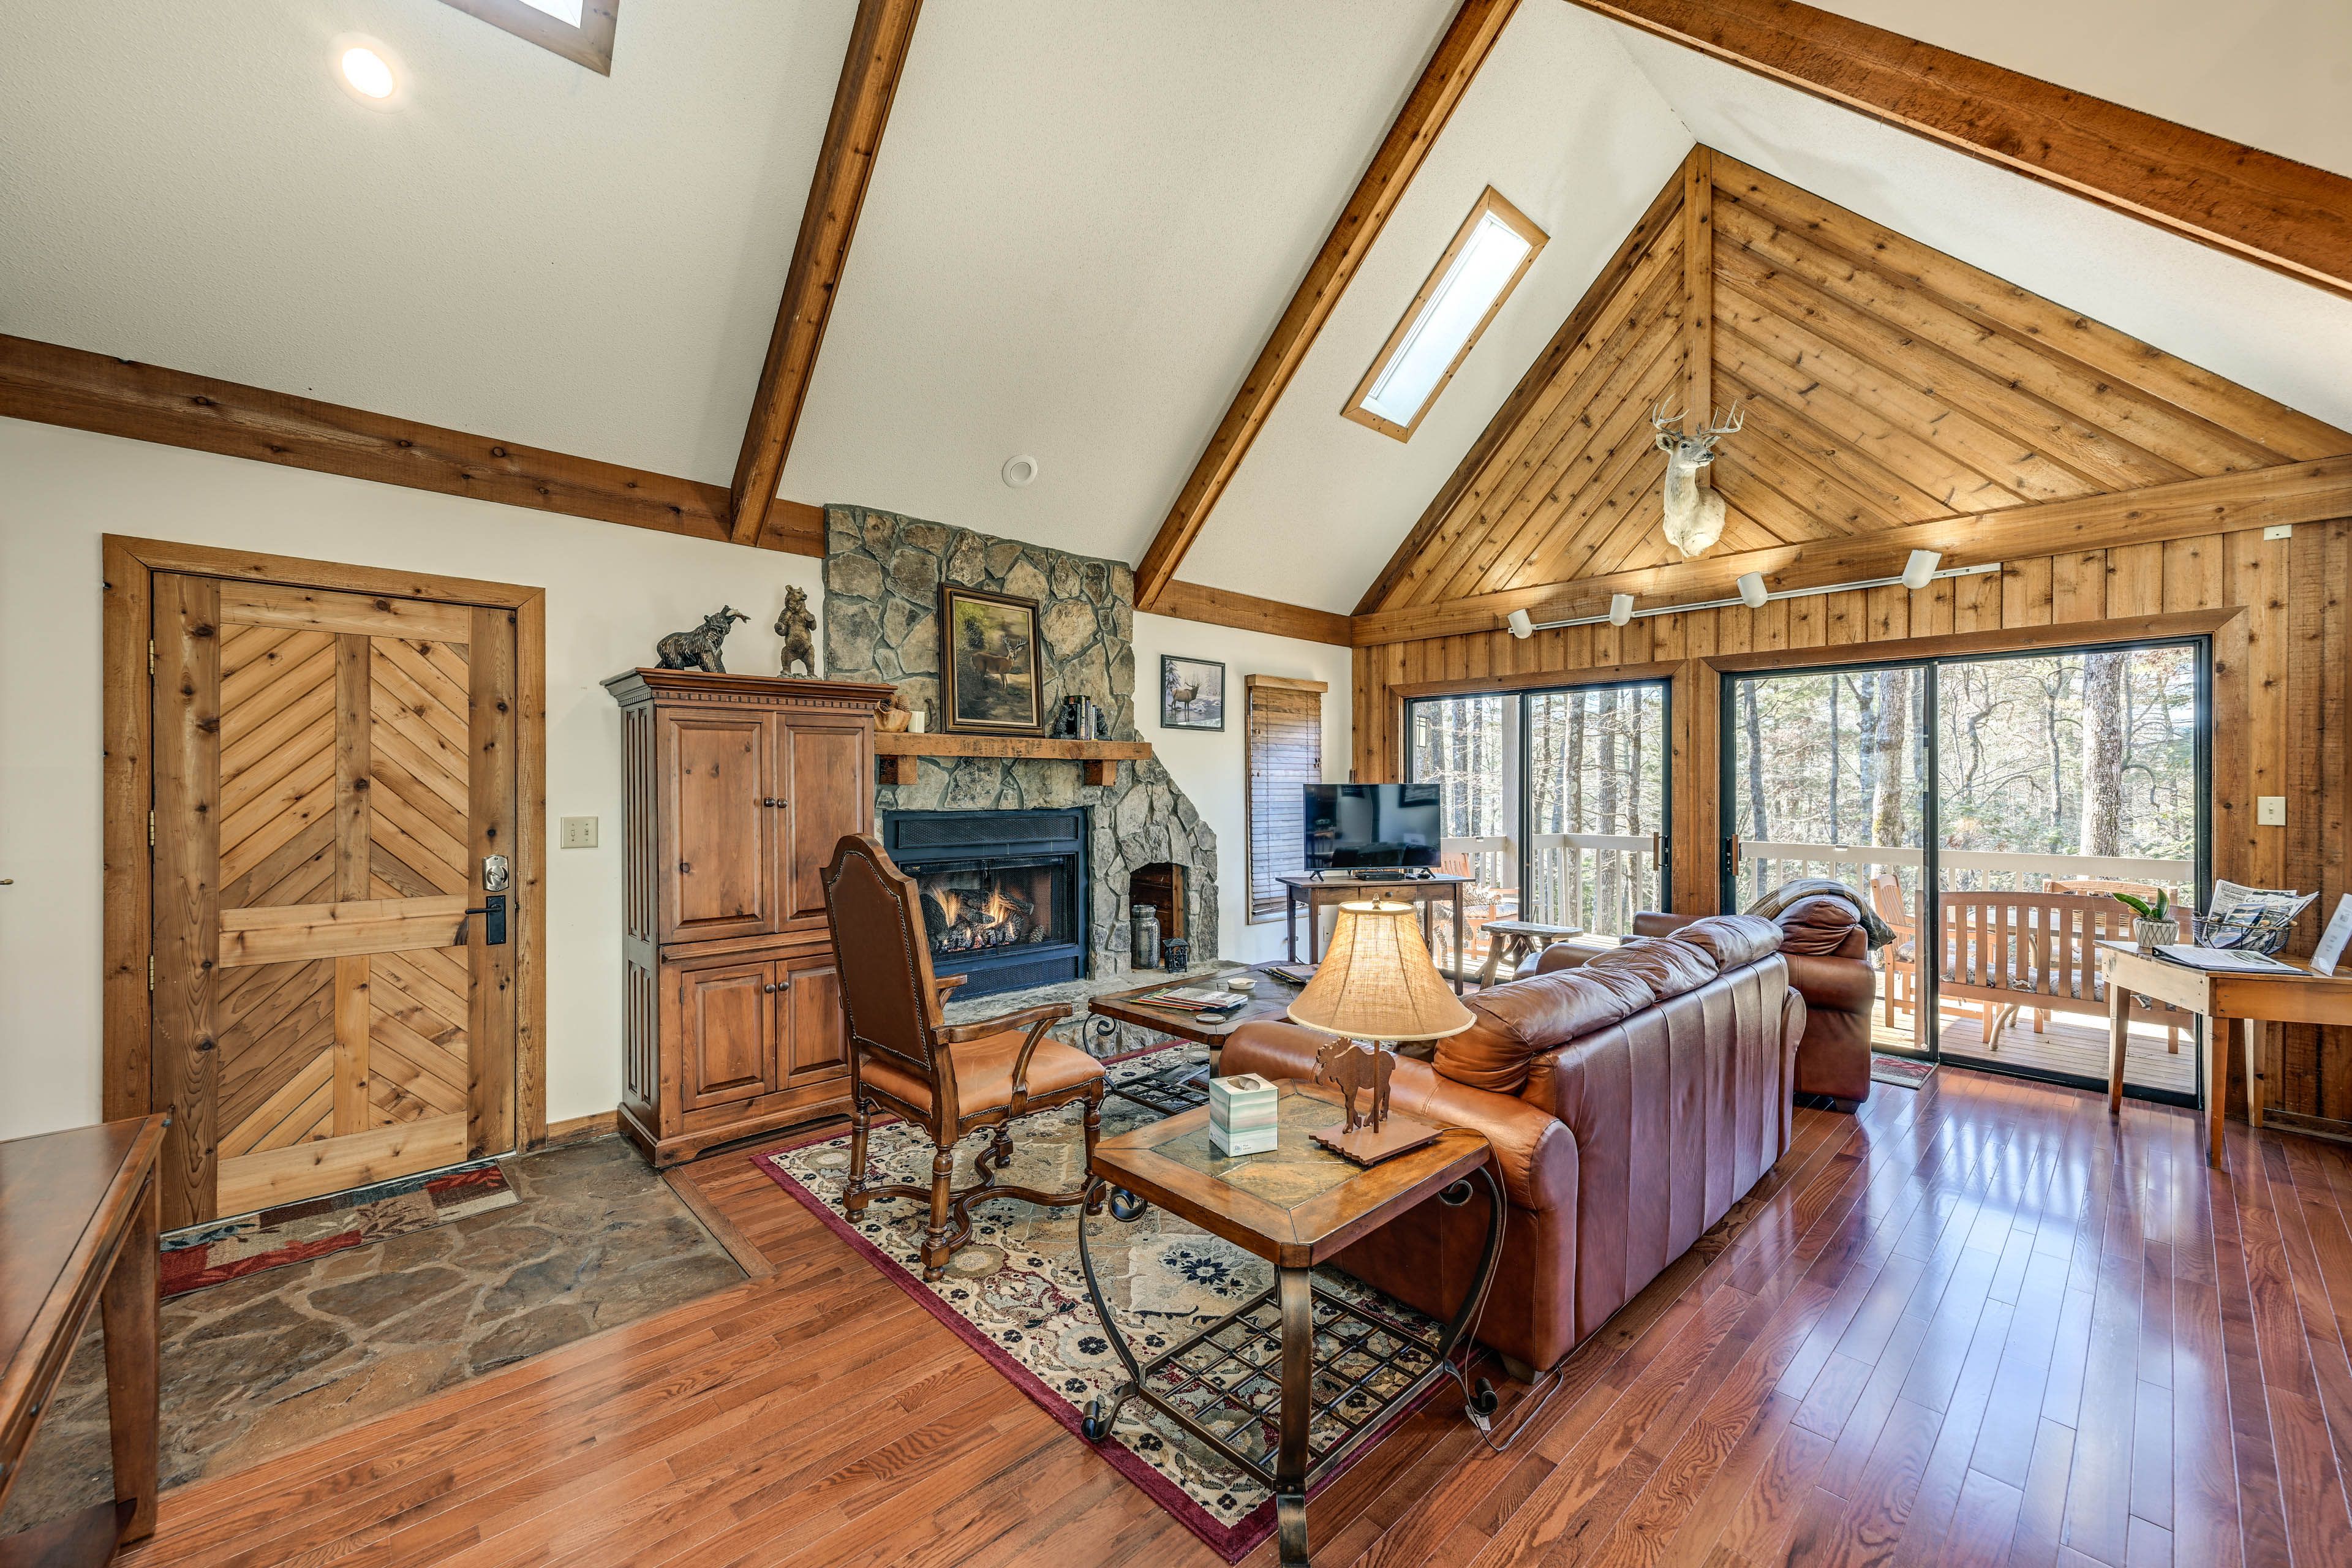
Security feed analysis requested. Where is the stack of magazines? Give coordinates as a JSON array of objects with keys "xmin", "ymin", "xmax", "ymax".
[
  {"xmin": 2190, "ymin": 880, "xmax": 2317, "ymax": 954},
  {"xmin": 1139, "ymin": 984, "xmax": 1245, "ymax": 1016}
]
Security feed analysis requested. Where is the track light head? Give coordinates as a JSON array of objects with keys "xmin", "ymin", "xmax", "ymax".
[
  {"xmin": 1506, "ymin": 608, "xmax": 1534, "ymax": 639},
  {"xmin": 1608, "ymin": 594, "xmax": 1634, "ymax": 627},
  {"xmin": 1902, "ymin": 549, "xmax": 1942, "ymax": 591},
  {"xmin": 1736, "ymin": 571, "xmax": 1768, "ymax": 609}
]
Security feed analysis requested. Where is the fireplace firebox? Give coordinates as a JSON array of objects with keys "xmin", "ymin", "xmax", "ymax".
[{"xmin": 882, "ymin": 808, "xmax": 1088, "ymax": 998}]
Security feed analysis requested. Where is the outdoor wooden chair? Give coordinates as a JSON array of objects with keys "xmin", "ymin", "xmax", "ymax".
[
  {"xmin": 2041, "ymin": 879, "xmax": 2181, "ymax": 1050},
  {"xmin": 821, "ymin": 834, "xmax": 1106, "ymax": 1280},
  {"xmin": 1869, "ymin": 875, "xmax": 1924, "ymax": 1046}
]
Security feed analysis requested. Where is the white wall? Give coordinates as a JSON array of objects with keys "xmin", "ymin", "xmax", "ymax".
[
  {"xmin": 0, "ymin": 418, "xmax": 823, "ymax": 1141},
  {"xmin": 1132, "ymin": 613, "xmax": 1354, "ymax": 965}
]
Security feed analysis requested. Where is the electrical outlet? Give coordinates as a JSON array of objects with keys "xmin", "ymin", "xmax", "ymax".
[
  {"xmin": 2256, "ymin": 796, "xmax": 2287, "ymax": 826},
  {"xmin": 560, "ymin": 815, "xmax": 599, "ymax": 848}
]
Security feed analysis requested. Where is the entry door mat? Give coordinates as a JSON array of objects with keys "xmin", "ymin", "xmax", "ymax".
[
  {"xmin": 159, "ymin": 1159, "xmax": 519, "ymax": 1297},
  {"xmin": 756, "ymin": 1048, "xmax": 1454, "ymax": 1564},
  {"xmin": 0, "ymin": 1139, "xmax": 745, "ymax": 1537},
  {"xmin": 1872, "ymin": 1055, "xmax": 1939, "ymax": 1090}
]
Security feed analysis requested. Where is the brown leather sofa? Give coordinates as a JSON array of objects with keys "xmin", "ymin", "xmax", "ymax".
[
  {"xmin": 1222, "ymin": 914, "xmax": 1804, "ymax": 1377},
  {"xmin": 1556, "ymin": 896, "xmax": 1876, "ymax": 1107}
]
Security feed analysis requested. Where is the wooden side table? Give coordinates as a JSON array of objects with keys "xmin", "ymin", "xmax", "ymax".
[
  {"xmin": 1278, "ymin": 873, "xmax": 1469, "ymax": 993},
  {"xmin": 2098, "ymin": 941, "xmax": 2352, "ymax": 1168},
  {"xmin": 1474, "ymin": 919, "xmax": 1583, "ymax": 989},
  {"xmin": 0, "ymin": 1115, "xmax": 167, "ymax": 1564},
  {"xmin": 1075, "ymin": 1082, "xmax": 1501, "ymax": 1566}
]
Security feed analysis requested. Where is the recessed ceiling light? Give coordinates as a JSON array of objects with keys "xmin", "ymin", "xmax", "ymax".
[
  {"xmin": 1001, "ymin": 455, "xmax": 1039, "ymax": 488},
  {"xmin": 340, "ymin": 46, "xmax": 395, "ymax": 100}
]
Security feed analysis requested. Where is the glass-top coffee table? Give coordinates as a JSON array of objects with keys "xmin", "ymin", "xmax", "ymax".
[
  {"xmin": 1085, "ymin": 964, "xmax": 1311, "ymax": 1117},
  {"xmin": 1076, "ymin": 1081, "xmax": 1502, "ymax": 1566}
]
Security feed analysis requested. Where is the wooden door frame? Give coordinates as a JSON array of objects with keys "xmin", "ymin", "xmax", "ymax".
[
  {"xmin": 102, "ymin": 535, "xmax": 549, "ymax": 1152},
  {"xmin": 1368, "ymin": 608, "xmax": 2247, "ymax": 918}
]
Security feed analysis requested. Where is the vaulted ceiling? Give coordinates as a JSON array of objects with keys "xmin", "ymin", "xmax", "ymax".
[
  {"xmin": 4, "ymin": 1, "xmax": 2351, "ymax": 627},
  {"xmin": 1359, "ymin": 148, "xmax": 2352, "ymax": 614}
]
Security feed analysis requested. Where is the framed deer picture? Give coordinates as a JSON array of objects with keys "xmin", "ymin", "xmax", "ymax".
[{"xmin": 939, "ymin": 584, "xmax": 1044, "ymax": 735}]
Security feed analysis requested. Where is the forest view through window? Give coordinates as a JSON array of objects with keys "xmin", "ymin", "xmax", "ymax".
[{"xmin": 1407, "ymin": 681, "xmax": 1668, "ymax": 977}]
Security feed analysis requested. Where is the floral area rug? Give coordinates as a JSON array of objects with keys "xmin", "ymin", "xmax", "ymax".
[
  {"xmin": 159, "ymin": 1158, "xmax": 516, "ymax": 1297},
  {"xmin": 756, "ymin": 1049, "xmax": 1450, "ymax": 1562}
]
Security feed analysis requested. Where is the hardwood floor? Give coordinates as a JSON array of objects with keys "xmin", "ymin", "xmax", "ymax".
[{"xmin": 112, "ymin": 1066, "xmax": 2352, "ymax": 1567}]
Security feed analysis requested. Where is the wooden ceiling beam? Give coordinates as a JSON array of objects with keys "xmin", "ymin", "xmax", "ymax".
[
  {"xmin": 1566, "ymin": 0, "xmax": 2352, "ymax": 302},
  {"xmin": 1352, "ymin": 453, "xmax": 2352, "ymax": 644},
  {"xmin": 1147, "ymin": 581, "xmax": 1354, "ymax": 647},
  {"xmin": 728, "ymin": 0, "xmax": 923, "ymax": 547},
  {"xmin": 0, "ymin": 334, "xmax": 825, "ymax": 555},
  {"xmin": 1133, "ymin": 0, "xmax": 1523, "ymax": 611}
]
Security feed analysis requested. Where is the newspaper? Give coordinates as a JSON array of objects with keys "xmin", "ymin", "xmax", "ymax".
[{"xmin": 2199, "ymin": 880, "xmax": 2317, "ymax": 949}]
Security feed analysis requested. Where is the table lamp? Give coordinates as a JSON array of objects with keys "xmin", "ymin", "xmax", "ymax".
[{"xmin": 1287, "ymin": 900, "xmax": 1474, "ymax": 1164}]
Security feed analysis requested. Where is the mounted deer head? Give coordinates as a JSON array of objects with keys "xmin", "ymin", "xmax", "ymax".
[{"xmin": 1651, "ymin": 396, "xmax": 1744, "ymax": 557}]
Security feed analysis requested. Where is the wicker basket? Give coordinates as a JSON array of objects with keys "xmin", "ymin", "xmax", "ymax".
[{"xmin": 2189, "ymin": 908, "xmax": 2296, "ymax": 955}]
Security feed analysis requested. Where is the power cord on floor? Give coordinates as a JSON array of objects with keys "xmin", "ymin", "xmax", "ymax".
[{"xmin": 1428, "ymin": 1182, "xmax": 1570, "ymax": 1456}]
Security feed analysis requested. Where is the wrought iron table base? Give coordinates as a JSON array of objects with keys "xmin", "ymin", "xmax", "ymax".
[{"xmin": 1073, "ymin": 1169, "xmax": 1504, "ymax": 1566}]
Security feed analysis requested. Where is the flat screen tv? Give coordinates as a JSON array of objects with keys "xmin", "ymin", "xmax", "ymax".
[{"xmin": 1302, "ymin": 783, "xmax": 1443, "ymax": 870}]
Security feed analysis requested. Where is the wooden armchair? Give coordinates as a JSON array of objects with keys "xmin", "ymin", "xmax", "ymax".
[
  {"xmin": 821, "ymin": 834, "xmax": 1107, "ymax": 1280},
  {"xmin": 1869, "ymin": 875, "xmax": 1923, "ymax": 1045}
]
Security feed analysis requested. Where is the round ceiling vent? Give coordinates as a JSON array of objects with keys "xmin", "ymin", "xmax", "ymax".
[{"xmin": 1001, "ymin": 454, "xmax": 1040, "ymax": 488}]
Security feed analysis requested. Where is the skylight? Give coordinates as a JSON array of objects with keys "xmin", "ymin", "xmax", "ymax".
[
  {"xmin": 439, "ymin": 0, "xmax": 617, "ymax": 75},
  {"xmin": 1346, "ymin": 188, "xmax": 1546, "ymax": 442}
]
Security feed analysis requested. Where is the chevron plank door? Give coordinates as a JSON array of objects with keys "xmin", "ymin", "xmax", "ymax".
[{"xmin": 153, "ymin": 575, "xmax": 518, "ymax": 1225}]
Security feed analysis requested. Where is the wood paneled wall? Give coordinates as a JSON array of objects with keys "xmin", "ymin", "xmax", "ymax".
[{"xmin": 1352, "ymin": 522, "xmax": 2352, "ymax": 1120}]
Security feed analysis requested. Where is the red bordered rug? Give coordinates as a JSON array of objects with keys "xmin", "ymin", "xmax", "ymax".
[
  {"xmin": 158, "ymin": 1159, "xmax": 517, "ymax": 1298},
  {"xmin": 753, "ymin": 1048, "xmax": 1459, "ymax": 1563}
]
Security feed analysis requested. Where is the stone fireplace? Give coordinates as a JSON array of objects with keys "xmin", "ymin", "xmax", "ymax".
[
  {"xmin": 824, "ymin": 505, "xmax": 1216, "ymax": 998},
  {"xmin": 882, "ymin": 807, "xmax": 1088, "ymax": 997}
]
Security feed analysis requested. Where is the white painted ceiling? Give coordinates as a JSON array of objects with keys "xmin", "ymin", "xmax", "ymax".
[
  {"xmin": 1182, "ymin": 3, "xmax": 1691, "ymax": 613},
  {"xmin": 1804, "ymin": 0, "xmax": 2352, "ymax": 179},
  {"xmin": 0, "ymin": 0, "xmax": 853, "ymax": 481},
  {"xmin": 3, "ymin": 1, "xmax": 2348, "ymax": 616},
  {"xmin": 777, "ymin": 0, "xmax": 1459, "ymax": 566}
]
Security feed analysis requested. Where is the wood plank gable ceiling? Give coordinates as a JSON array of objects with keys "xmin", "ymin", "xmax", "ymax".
[{"xmin": 1359, "ymin": 146, "xmax": 2352, "ymax": 617}]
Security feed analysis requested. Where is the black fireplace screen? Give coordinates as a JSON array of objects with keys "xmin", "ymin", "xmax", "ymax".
[{"xmin": 916, "ymin": 859, "xmax": 1066, "ymax": 956}]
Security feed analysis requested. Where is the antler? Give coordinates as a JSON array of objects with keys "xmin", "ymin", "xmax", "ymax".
[
  {"xmin": 1649, "ymin": 393, "xmax": 1686, "ymax": 432},
  {"xmin": 1706, "ymin": 400, "xmax": 1746, "ymax": 437}
]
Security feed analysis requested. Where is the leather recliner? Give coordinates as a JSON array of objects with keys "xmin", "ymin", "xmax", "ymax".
[
  {"xmin": 1547, "ymin": 895, "xmax": 1876, "ymax": 1107},
  {"xmin": 1222, "ymin": 914, "xmax": 1804, "ymax": 1377}
]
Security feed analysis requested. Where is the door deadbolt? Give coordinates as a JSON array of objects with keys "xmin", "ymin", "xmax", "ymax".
[{"xmin": 483, "ymin": 854, "xmax": 511, "ymax": 892}]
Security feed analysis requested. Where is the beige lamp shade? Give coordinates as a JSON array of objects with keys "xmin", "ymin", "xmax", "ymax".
[{"xmin": 1288, "ymin": 900, "xmax": 1474, "ymax": 1042}]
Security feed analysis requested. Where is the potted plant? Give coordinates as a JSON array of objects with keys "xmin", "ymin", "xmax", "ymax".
[{"xmin": 2111, "ymin": 889, "xmax": 2178, "ymax": 951}]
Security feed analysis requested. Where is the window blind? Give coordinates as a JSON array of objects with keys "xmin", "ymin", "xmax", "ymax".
[{"xmin": 1245, "ymin": 676, "xmax": 1326, "ymax": 921}]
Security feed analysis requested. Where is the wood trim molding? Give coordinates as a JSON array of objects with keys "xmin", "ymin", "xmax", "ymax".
[
  {"xmin": 1134, "ymin": 0, "xmax": 1523, "ymax": 609},
  {"xmin": 1351, "ymin": 454, "xmax": 2352, "ymax": 644},
  {"xmin": 437, "ymin": 0, "xmax": 619, "ymax": 74},
  {"xmin": 1389, "ymin": 659, "xmax": 1684, "ymax": 701},
  {"xmin": 728, "ymin": 0, "xmax": 924, "ymax": 546},
  {"xmin": 1243, "ymin": 675, "xmax": 1331, "ymax": 694},
  {"xmin": 1566, "ymin": 0, "xmax": 2352, "ymax": 301},
  {"xmin": 1148, "ymin": 580, "xmax": 1354, "ymax": 647},
  {"xmin": 101, "ymin": 536, "xmax": 552, "ymax": 1152},
  {"xmin": 2, "ymin": 336, "xmax": 827, "ymax": 557},
  {"xmin": 1698, "ymin": 609, "xmax": 2239, "ymax": 674},
  {"xmin": 1340, "ymin": 186, "xmax": 1548, "ymax": 443},
  {"xmin": 1354, "ymin": 156, "xmax": 1689, "ymax": 614},
  {"xmin": 1680, "ymin": 146, "xmax": 1714, "ymax": 429}
]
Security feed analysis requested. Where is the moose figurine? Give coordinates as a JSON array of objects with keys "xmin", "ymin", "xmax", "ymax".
[
  {"xmin": 655, "ymin": 606, "xmax": 748, "ymax": 673},
  {"xmin": 1651, "ymin": 396, "xmax": 1745, "ymax": 558},
  {"xmin": 1314, "ymin": 1037, "xmax": 1395, "ymax": 1136}
]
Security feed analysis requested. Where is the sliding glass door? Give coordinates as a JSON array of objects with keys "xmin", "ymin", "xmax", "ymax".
[
  {"xmin": 1722, "ymin": 638, "xmax": 2208, "ymax": 1104},
  {"xmin": 1407, "ymin": 679, "xmax": 1670, "ymax": 979}
]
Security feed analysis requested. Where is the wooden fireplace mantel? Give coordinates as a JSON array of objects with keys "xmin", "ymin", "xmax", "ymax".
[{"xmin": 872, "ymin": 733, "xmax": 1153, "ymax": 786}]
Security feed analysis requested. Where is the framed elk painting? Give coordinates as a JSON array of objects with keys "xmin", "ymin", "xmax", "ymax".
[{"xmin": 940, "ymin": 584, "xmax": 1044, "ymax": 735}]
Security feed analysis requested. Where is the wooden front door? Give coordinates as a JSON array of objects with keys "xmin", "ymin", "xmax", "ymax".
[{"xmin": 153, "ymin": 575, "xmax": 519, "ymax": 1226}]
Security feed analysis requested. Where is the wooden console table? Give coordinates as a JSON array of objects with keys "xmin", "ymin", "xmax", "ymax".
[
  {"xmin": 1278, "ymin": 872, "xmax": 1468, "ymax": 993},
  {"xmin": 0, "ymin": 1115, "xmax": 167, "ymax": 1564},
  {"xmin": 2098, "ymin": 942, "xmax": 2352, "ymax": 1169}
]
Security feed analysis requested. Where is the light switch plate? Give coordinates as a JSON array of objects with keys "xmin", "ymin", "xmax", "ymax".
[
  {"xmin": 560, "ymin": 815, "xmax": 599, "ymax": 848},
  {"xmin": 2263, "ymin": 524, "xmax": 2294, "ymax": 540},
  {"xmin": 2257, "ymin": 796, "xmax": 2287, "ymax": 826}
]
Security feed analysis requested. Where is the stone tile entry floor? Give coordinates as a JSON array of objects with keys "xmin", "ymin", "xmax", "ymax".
[{"xmin": 0, "ymin": 1137, "xmax": 745, "ymax": 1537}]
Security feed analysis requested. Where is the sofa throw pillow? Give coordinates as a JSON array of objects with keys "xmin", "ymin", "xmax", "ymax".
[
  {"xmin": 1776, "ymin": 894, "xmax": 1861, "ymax": 956},
  {"xmin": 1436, "ymin": 966, "xmax": 1653, "ymax": 1093},
  {"xmin": 1666, "ymin": 913, "xmax": 1782, "ymax": 969},
  {"xmin": 1580, "ymin": 935, "xmax": 1719, "ymax": 1001}
]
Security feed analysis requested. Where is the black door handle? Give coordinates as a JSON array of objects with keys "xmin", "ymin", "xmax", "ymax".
[{"xmin": 461, "ymin": 894, "xmax": 508, "ymax": 946}]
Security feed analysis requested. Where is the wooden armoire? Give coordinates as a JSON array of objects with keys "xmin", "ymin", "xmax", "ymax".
[{"xmin": 604, "ymin": 669, "xmax": 894, "ymax": 1166}]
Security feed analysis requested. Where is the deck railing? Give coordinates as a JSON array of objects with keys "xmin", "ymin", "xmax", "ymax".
[{"xmin": 1733, "ymin": 840, "xmax": 2190, "ymax": 911}]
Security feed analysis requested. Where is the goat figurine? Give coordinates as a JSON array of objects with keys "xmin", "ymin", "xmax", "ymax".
[
  {"xmin": 655, "ymin": 606, "xmax": 748, "ymax": 673},
  {"xmin": 1652, "ymin": 397, "xmax": 1744, "ymax": 557}
]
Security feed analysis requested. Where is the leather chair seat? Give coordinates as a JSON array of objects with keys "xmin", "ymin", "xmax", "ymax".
[{"xmin": 862, "ymin": 1030, "xmax": 1103, "ymax": 1116}]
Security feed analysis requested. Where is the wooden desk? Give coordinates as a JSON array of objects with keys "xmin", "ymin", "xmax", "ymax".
[
  {"xmin": 0, "ymin": 1115, "xmax": 167, "ymax": 1565},
  {"xmin": 2098, "ymin": 943, "xmax": 2352, "ymax": 1168},
  {"xmin": 1278, "ymin": 872, "xmax": 1468, "ymax": 993}
]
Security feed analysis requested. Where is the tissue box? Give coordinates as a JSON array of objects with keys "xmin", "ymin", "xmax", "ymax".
[{"xmin": 1209, "ymin": 1073, "xmax": 1280, "ymax": 1157}]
